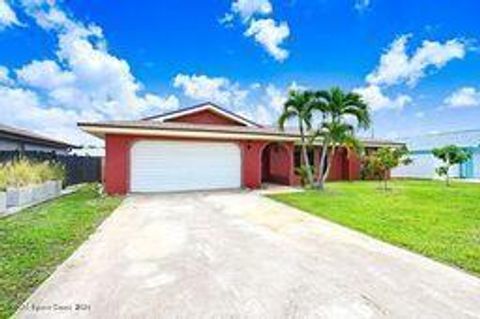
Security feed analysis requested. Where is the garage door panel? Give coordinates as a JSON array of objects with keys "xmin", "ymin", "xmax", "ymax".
[{"xmin": 131, "ymin": 141, "xmax": 241, "ymax": 192}]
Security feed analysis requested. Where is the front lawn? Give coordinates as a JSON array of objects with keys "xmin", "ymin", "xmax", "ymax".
[
  {"xmin": 270, "ymin": 180, "xmax": 480, "ymax": 275},
  {"xmin": 0, "ymin": 184, "xmax": 123, "ymax": 318}
]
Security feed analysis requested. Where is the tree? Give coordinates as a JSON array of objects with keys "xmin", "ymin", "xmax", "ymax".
[
  {"xmin": 312, "ymin": 87, "xmax": 371, "ymax": 190},
  {"xmin": 363, "ymin": 146, "xmax": 412, "ymax": 191},
  {"xmin": 432, "ymin": 145, "xmax": 471, "ymax": 186},
  {"xmin": 278, "ymin": 90, "xmax": 316, "ymax": 186}
]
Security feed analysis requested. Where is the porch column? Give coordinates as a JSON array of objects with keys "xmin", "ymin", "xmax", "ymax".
[
  {"xmin": 241, "ymin": 141, "xmax": 266, "ymax": 189},
  {"xmin": 105, "ymin": 134, "xmax": 131, "ymax": 195}
]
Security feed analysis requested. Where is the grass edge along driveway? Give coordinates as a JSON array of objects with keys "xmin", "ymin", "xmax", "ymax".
[
  {"xmin": 0, "ymin": 184, "xmax": 123, "ymax": 319},
  {"xmin": 270, "ymin": 180, "xmax": 480, "ymax": 276}
]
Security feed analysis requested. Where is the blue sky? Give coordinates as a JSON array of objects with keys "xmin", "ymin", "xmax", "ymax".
[{"xmin": 0, "ymin": 0, "xmax": 479, "ymax": 145}]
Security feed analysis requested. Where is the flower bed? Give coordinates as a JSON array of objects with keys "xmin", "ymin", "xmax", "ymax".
[{"xmin": 0, "ymin": 159, "xmax": 65, "ymax": 216}]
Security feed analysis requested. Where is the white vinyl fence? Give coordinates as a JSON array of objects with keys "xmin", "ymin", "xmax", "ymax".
[{"xmin": 392, "ymin": 151, "xmax": 460, "ymax": 179}]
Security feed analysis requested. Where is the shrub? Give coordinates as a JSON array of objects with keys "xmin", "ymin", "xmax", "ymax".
[
  {"xmin": 0, "ymin": 158, "xmax": 66, "ymax": 188},
  {"xmin": 362, "ymin": 146, "xmax": 412, "ymax": 190}
]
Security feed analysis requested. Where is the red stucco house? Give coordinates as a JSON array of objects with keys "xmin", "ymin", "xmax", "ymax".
[{"xmin": 79, "ymin": 102, "xmax": 402, "ymax": 195}]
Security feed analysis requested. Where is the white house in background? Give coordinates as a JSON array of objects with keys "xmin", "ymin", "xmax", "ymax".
[{"xmin": 393, "ymin": 129, "xmax": 480, "ymax": 180}]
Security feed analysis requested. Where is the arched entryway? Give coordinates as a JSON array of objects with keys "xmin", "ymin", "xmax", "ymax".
[{"xmin": 261, "ymin": 143, "xmax": 291, "ymax": 185}]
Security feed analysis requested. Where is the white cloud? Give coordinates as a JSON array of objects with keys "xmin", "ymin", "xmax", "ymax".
[
  {"xmin": 264, "ymin": 84, "xmax": 285, "ymax": 112},
  {"xmin": 173, "ymin": 74, "xmax": 248, "ymax": 108},
  {"xmin": 0, "ymin": 85, "xmax": 90, "ymax": 143},
  {"xmin": 172, "ymin": 73, "xmax": 304, "ymax": 126},
  {"xmin": 17, "ymin": 60, "xmax": 75, "ymax": 90},
  {"xmin": 0, "ymin": 65, "xmax": 13, "ymax": 85},
  {"xmin": 254, "ymin": 104, "xmax": 273, "ymax": 124},
  {"xmin": 222, "ymin": 0, "xmax": 290, "ymax": 62},
  {"xmin": 366, "ymin": 34, "xmax": 466, "ymax": 87},
  {"xmin": 231, "ymin": 0, "xmax": 272, "ymax": 22},
  {"xmin": 354, "ymin": 85, "xmax": 412, "ymax": 111},
  {"xmin": 444, "ymin": 87, "xmax": 480, "ymax": 108},
  {"xmin": 0, "ymin": 0, "xmax": 21, "ymax": 29},
  {"xmin": 0, "ymin": 1, "xmax": 179, "ymax": 145},
  {"xmin": 219, "ymin": 13, "xmax": 234, "ymax": 27},
  {"xmin": 263, "ymin": 82, "xmax": 304, "ymax": 112},
  {"xmin": 354, "ymin": 0, "xmax": 370, "ymax": 11},
  {"xmin": 244, "ymin": 18, "xmax": 290, "ymax": 61}
]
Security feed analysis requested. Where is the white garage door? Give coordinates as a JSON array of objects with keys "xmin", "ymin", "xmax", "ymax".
[{"xmin": 130, "ymin": 141, "xmax": 241, "ymax": 192}]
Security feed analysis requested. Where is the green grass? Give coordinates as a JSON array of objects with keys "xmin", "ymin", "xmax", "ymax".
[
  {"xmin": 270, "ymin": 179, "xmax": 480, "ymax": 276},
  {"xmin": 0, "ymin": 184, "xmax": 123, "ymax": 318}
]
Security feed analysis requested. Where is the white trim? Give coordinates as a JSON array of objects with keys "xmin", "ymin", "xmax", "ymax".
[
  {"xmin": 80, "ymin": 126, "xmax": 299, "ymax": 141},
  {"xmin": 79, "ymin": 125, "xmax": 404, "ymax": 148},
  {"xmin": 150, "ymin": 103, "xmax": 257, "ymax": 127}
]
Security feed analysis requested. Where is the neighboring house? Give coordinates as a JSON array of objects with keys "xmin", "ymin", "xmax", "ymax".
[
  {"xmin": 79, "ymin": 102, "xmax": 402, "ymax": 194},
  {"xmin": 0, "ymin": 123, "xmax": 75, "ymax": 154},
  {"xmin": 393, "ymin": 129, "xmax": 480, "ymax": 179}
]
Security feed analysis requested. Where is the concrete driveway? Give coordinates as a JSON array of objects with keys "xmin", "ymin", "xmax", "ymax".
[{"xmin": 17, "ymin": 191, "xmax": 480, "ymax": 318}]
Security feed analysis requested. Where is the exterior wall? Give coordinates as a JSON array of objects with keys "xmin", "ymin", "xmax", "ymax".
[
  {"xmin": 261, "ymin": 143, "xmax": 294, "ymax": 185},
  {"xmin": 291, "ymin": 146, "xmax": 364, "ymax": 185},
  {"xmin": 393, "ymin": 147, "xmax": 480, "ymax": 180},
  {"xmin": 164, "ymin": 109, "xmax": 245, "ymax": 126},
  {"xmin": 240, "ymin": 141, "xmax": 265, "ymax": 189},
  {"xmin": 103, "ymin": 133, "xmax": 369, "ymax": 195},
  {"xmin": 327, "ymin": 148, "xmax": 349, "ymax": 181},
  {"xmin": 392, "ymin": 150, "xmax": 460, "ymax": 179},
  {"xmin": 347, "ymin": 151, "xmax": 362, "ymax": 180},
  {"xmin": 0, "ymin": 139, "xmax": 21, "ymax": 151},
  {"xmin": 103, "ymin": 134, "xmax": 295, "ymax": 194},
  {"xmin": 105, "ymin": 135, "xmax": 131, "ymax": 194},
  {"xmin": 0, "ymin": 138, "xmax": 68, "ymax": 153},
  {"xmin": 24, "ymin": 143, "xmax": 69, "ymax": 154}
]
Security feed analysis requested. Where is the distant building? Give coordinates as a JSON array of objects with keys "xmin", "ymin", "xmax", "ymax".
[
  {"xmin": 0, "ymin": 123, "xmax": 76, "ymax": 154},
  {"xmin": 393, "ymin": 129, "xmax": 480, "ymax": 179}
]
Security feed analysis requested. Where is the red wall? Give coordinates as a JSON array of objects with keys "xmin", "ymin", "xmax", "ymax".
[
  {"xmin": 105, "ymin": 135, "xmax": 130, "ymax": 194},
  {"xmin": 347, "ymin": 151, "xmax": 362, "ymax": 180},
  {"xmin": 103, "ymin": 135, "xmax": 296, "ymax": 194},
  {"xmin": 261, "ymin": 143, "xmax": 293, "ymax": 185},
  {"xmin": 103, "ymin": 132, "xmax": 367, "ymax": 195},
  {"xmin": 165, "ymin": 109, "xmax": 245, "ymax": 126},
  {"xmin": 327, "ymin": 148, "xmax": 349, "ymax": 181},
  {"xmin": 240, "ymin": 141, "xmax": 265, "ymax": 189},
  {"xmin": 291, "ymin": 146, "xmax": 363, "ymax": 185}
]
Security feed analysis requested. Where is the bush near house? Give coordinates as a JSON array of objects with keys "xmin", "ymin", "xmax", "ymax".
[{"xmin": 362, "ymin": 146, "xmax": 412, "ymax": 190}]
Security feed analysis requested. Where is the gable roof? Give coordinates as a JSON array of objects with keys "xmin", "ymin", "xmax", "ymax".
[
  {"xmin": 0, "ymin": 123, "xmax": 76, "ymax": 149},
  {"xmin": 142, "ymin": 102, "xmax": 262, "ymax": 128}
]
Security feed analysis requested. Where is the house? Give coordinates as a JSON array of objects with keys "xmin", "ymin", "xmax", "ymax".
[
  {"xmin": 78, "ymin": 102, "xmax": 402, "ymax": 194},
  {"xmin": 393, "ymin": 129, "xmax": 480, "ymax": 179},
  {"xmin": 0, "ymin": 123, "xmax": 75, "ymax": 154}
]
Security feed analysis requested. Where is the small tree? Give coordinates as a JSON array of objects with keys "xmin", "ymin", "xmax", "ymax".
[
  {"xmin": 363, "ymin": 146, "xmax": 411, "ymax": 191},
  {"xmin": 278, "ymin": 90, "xmax": 316, "ymax": 187},
  {"xmin": 432, "ymin": 145, "xmax": 471, "ymax": 186}
]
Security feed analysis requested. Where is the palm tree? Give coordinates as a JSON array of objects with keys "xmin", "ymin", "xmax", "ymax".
[
  {"xmin": 313, "ymin": 87, "xmax": 371, "ymax": 189},
  {"xmin": 278, "ymin": 90, "xmax": 316, "ymax": 186}
]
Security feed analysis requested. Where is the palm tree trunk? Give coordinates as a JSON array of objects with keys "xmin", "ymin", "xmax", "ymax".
[
  {"xmin": 321, "ymin": 145, "xmax": 336, "ymax": 186},
  {"xmin": 299, "ymin": 121, "xmax": 314, "ymax": 186},
  {"xmin": 316, "ymin": 139, "xmax": 329, "ymax": 189}
]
